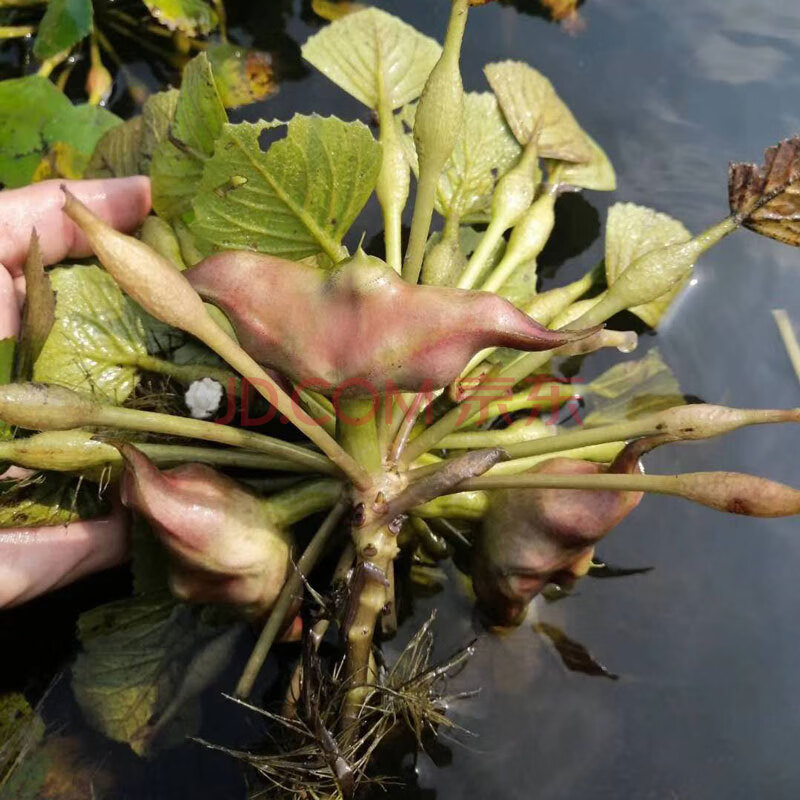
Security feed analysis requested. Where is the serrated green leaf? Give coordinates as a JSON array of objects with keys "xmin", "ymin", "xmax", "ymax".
[
  {"xmin": 33, "ymin": 0, "xmax": 93, "ymax": 60},
  {"xmin": 400, "ymin": 92, "xmax": 521, "ymax": 222},
  {"xmin": 485, "ymin": 60, "xmax": 592, "ymax": 162},
  {"xmin": 144, "ymin": 0, "xmax": 217, "ymax": 36},
  {"xmin": 301, "ymin": 7, "xmax": 441, "ymax": 110},
  {"xmin": 0, "ymin": 474, "xmax": 108, "ymax": 528},
  {"xmin": 86, "ymin": 89, "xmax": 179, "ymax": 178},
  {"xmin": 151, "ymin": 55, "xmax": 227, "ymax": 219},
  {"xmin": 0, "ymin": 76, "xmax": 71, "ymax": 188},
  {"xmin": 605, "ymin": 203, "xmax": 692, "ymax": 328},
  {"xmin": 33, "ymin": 265, "xmax": 148, "ymax": 404},
  {"xmin": 191, "ymin": 114, "xmax": 381, "ymax": 262},
  {"xmin": 551, "ymin": 132, "xmax": 615, "ymax": 191}
]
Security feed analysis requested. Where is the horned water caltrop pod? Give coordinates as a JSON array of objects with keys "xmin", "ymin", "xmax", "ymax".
[{"xmin": 2, "ymin": 1, "xmax": 800, "ymax": 795}]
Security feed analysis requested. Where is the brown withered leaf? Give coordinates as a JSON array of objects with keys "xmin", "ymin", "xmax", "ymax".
[
  {"xmin": 535, "ymin": 622, "xmax": 618, "ymax": 680},
  {"xmin": 729, "ymin": 136, "xmax": 800, "ymax": 246},
  {"xmin": 16, "ymin": 232, "xmax": 55, "ymax": 381}
]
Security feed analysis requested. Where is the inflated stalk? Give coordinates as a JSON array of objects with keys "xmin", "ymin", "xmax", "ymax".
[
  {"xmin": 422, "ymin": 212, "xmax": 462, "ymax": 286},
  {"xmin": 0, "ymin": 383, "xmax": 338, "ymax": 476},
  {"xmin": 410, "ymin": 405, "xmax": 800, "ymax": 479},
  {"xmin": 337, "ymin": 397, "xmax": 382, "ymax": 475},
  {"xmin": 457, "ymin": 139, "xmax": 540, "ymax": 289},
  {"xmin": 376, "ymin": 92, "xmax": 410, "ymax": 274},
  {"xmin": 403, "ymin": 0, "xmax": 469, "ymax": 284},
  {"xmin": 403, "ymin": 216, "xmax": 738, "ymax": 464},
  {"xmin": 479, "ymin": 190, "xmax": 557, "ymax": 294},
  {"xmin": 236, "ymin": 494, "xmax": 349, "ymax": 699},
  {"xmin": 454, "ymin": 471, "xmax": 800, "ymax": 517},
  {"xmin": 60, "ymin": 189, "xmax": 372, "ymax": 490},
  {"xmin": 0, "ymin": 430, "xmax": 333, "ymax": 475}
]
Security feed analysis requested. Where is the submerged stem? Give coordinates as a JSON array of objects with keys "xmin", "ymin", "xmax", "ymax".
[{"xmin": 235, "ymin": 494, "xmax": 349, "ymax": 699}]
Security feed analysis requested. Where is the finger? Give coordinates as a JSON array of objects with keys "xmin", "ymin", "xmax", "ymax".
[
  {"xmin": 0, "ymin": 176, "xmax": 152, "ymax": 276},
  {"xmin": 0, "ymin": 262, "xmax": 20, "ymax": 339},
  {"xmin": 0, "ymin": 497, "xmax": 130, "ymax": 608}
]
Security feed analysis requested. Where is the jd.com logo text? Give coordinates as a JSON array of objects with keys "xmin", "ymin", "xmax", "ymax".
[{"xmin": 214, "ymin": 375, "xmax": 586, "ymax": 428}]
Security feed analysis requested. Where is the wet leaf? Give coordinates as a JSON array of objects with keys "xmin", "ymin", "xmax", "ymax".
[
  {"xmin": 400, "ymin": 92, "xmax": 522, "ymax": 222},
  {"xmin": 33, "ymin": 265, "xmax": 148, "ymax": 404},
  {"xmin": 301, "ymin": 7, "xmax": 441, "ymax": 110},
  {"xmin": 0, "ymin": 474, "xmax": 108, "ymax": 528},
  {"xmin": 551, "ymin": 132, "xmax": 615, "ymax": 191},
  {"xmin": 16, "ymin": 233, "xmax": 54, "ymax": 381},
  {"xmin": 72, "ymin": 594, "xmax": 199, "ymax": 755},
  {"xmin": 207, "ymin": 43, "xmax": 276, "ymax": 109},
  {"xmin": 0, "ymin": 692, "xmax": 45, "ymax": 789},
  {"xmin": 582, "ymin": 348, "xmax": 685, "ymax": 426},
  {"xmin": 605, "ymin": 202, "xmax": 692, "ymax": 328},
  {"xmin": 729, "ymin": 136, "xmax": 800, "ymax": 246},
  {"xmin": 587, "ymin": 560, "xmax": 654, "ymax": 579},
  {"xmin": 33, "ymin": 0, "xmax": 92, "ymax": 60},
  {"xmin": 484, "ymin": 60, "xmax": 593, "ymax": 161},
  {"xmin": 151, "ymin": 54, "xmax": 227, "ymax": 219},
  {"xmin": 143, "ymin": 0, "xmax": 217, "ymax": 36},
  {"xmin": 190, "ymin": 115, "xmax": 381, "ymax": 261},
  {"xmin": 535, "ymin": 621, "xmax": 618, "ymax": 680}
]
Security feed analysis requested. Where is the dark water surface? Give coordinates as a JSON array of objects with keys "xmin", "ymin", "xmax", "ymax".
[{"xmin": 5, "ymin": 1, "xmax": 800, "ymax": 797}]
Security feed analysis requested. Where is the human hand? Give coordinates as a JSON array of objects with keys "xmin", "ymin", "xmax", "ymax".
[{"xmin": 0, "ymin": 176, "xmax": 151, "ymax": 607}]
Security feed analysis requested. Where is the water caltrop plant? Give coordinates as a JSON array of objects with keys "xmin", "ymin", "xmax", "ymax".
[{"xmin": 4, "ymin": 0, "xmax": 800, "ymax": 795}]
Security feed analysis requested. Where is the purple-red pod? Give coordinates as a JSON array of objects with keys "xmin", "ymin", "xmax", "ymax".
[
  {"xmin": 473, "ymin": 455, "xmax": 643, "ymax": 626},
  {"xmin": 119, "ymin": 444, "xmax": 293, "ymax": 616},
  {"xmin": 185, "ymin": 249, "xmax": 599, "ymax": 396}
]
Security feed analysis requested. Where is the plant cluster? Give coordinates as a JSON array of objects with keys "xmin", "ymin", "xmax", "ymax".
[{"xmin": 2, "ymin": 1, "xmax": 800, "ymax": 796}]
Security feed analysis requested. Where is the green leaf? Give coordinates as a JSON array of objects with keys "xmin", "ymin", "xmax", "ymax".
[
  {"xmin": 605, "ymin": 202, "xmax": 693, "ymax": 328},
  {"xmin": 151, "ymin": 55, "xmax": 227, "ymax": 219},
  {"xmin": 43, "ymin": 103, "xmax": 120, "ymax": 158},
  {"xmin": 400, "ymin": 92, "xmax": 522, "ymax": 222},
  {"xmin": 33, "ymin": 0, "xmax": 93, "ymax": 60},
  {"xmin": 301, "ymin": 7, "xmax": 441, "ymax": 111},
  {"xmin": 583, "ymin": 348, "xmax": 685, "ymax": 427},
  {"xmin": 143, "ymin": 0, "xmax": 217, "ymax": 36},
  {"xmin": 86, "ymin": 89, "xmax": 179, "ymax": 178},
  {"xmin": 72, "ymin": 595, "xmax": 223, "ymax": 755},
  {"xmin": 484, "ymin": 60, "xmax": 593, "ymax": 162},
  {"xmin": 551, "ymin": 132, "xmax": 616, "ymax": 191},
  {"xmin": 191, "ymin": 114, "xmax": 382, "ymax": 262},
  {"xmin": 33, "ymin": 265, "xmax": 148, "ymax": 404},
  {"xmin": 16, "ymin": 234, "xmax": 54, "ymax": 382},
  {"xmin": 0, "ymin": 76, "xmax": 70, "ymax": 188},
  {"xmin": 0, "ymin": 474, "xmax": 108, "ymax": 528}
]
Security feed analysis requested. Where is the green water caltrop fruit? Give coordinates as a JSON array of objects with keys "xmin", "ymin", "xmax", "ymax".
[
  {"xmin": 119, "ymin": 445, "xmax": 294, "ymax": 616},
  {"xmin": 474, "ymin": 455, "xmax": 643, "ymax": 625},
  {"xmin": 186, "ymin": 248, "xmax": 599, "ymax": 396}
]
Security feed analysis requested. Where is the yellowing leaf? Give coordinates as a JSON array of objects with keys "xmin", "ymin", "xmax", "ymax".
[
  {"xmin": 311, "ymin": 0, "xmax": 366, "ymax": 21},
  {"xmin": 151, "ymin": 54, "xmax": 227, "ymax": 220},
  {"xmin": 207, "ymin": 43, "xmax": 276, "ymax": 109},
  {"xmin": 605, "ymin": 202, "xmax": 692, "ymax": 328},
  {"xmin": 33, "ymin": 265, "xmax": 148, "ymax": 404},
  {"xmin": 400, "ymin": 92, "xmax": 522, "ymax": 222},
  {"xmin": 144, "ymin": 0, "xmax": 217, "ymax": 36},
  {"xmin": 190, "ymin": 115, "xmax": 381, "ymax": 262},
  {"xmin": 484, "ymin": 60, "xmax": 592, "ymax": 162},
  {"xmin": 301, "ymin": 7, "xmax": 441, "ymax": 110},
  {"xmin": 729, "ymin": 136, "xmax": 800, "ymax": 246}
]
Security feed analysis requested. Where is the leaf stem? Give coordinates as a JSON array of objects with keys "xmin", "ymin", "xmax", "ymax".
[
  {"xmin": 134, "ymin": 354, "xmax": 236, "ymax": 387},
  {"xmin": 402, "ymin": 0, "xmax": 469, "ymax": 284},
  {"xmin": 235, "ymin": 494, "xmax": 349, "ymax": 699}
]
